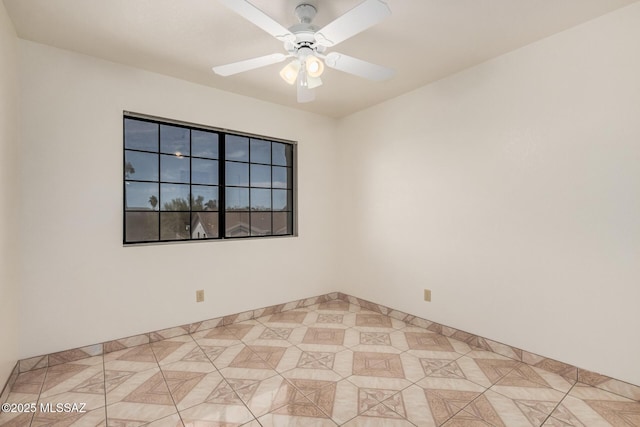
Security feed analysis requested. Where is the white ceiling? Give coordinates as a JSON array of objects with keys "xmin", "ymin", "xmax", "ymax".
[{"xmin": 4, "ymin": 0, "xmax": 637, "ymax": 117}]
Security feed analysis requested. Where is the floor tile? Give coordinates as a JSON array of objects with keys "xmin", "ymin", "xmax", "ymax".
[
  {"xmin": 400, "ymin": 380, "xmax": 486, "ymax": 426},
  {"xmin": 354, "ymin": 313, "xmax": 405, "ymax": 330},
  {"xmin": 463, "ymin": 387, "xmax": 563, "ymax": 426},
  {"xmin": 495, "ymin": 363, "xmax": 575, "ymax": 394},
  {"xmin": 259, "ymin": 311, "xmax": 310, "ymax": 327},
  {"xmin": 316, "ymin": 301, "xmax": 354, "ymax": 312},
  {"xmin": 10, "ymin": 301, "xmax": 640, "ymax": 427},
  {"xmin": 151, "ymin": 335, "xmax": 208, "ymax": 367},
  {"xmin": 319, "ymin": 378, "xmax": 410, "ymax": 425},
  {"xmin": 342, "ymin": 412, "xmax": 415, "ymax": 426},
  {"xmin": 240, "ymin": 324, "xmax": 303, "ymax": 346},
  {"xmin": 547, "ymin": 383, "xmax": 640, "ymax": 426},
  {"xmin": 403, "ymin": 329, "xmax": 471, "ymax": 355},
  {"xmin": 303, "ymin": 312, "xmax": 357, "ymax": 329},
  {"xmin": 346, "ymin": 371, "xmax": 412, "ymax": 397},
  {"xmin": 191, "ymin": 325, "xmax": 249, "ymax": 347},
  {"xmin": 179, "ymin": 400, "xmax": 255, "ymax": 426},
  {"xmin": 212, "ymin": 344, "xmax": 282, "ymax": 383},
  {"xmin": 256, "ymin": 382, "xmax": 339, "ymax": 426},
  {"xmin": 160, "ymin": 361, "xmax": 224, "ymax": 411},
  {"xmin": 349, "ymin": 329, "xmax": 410, "ymax": 354},
  {"xmin": 431, "ymin": 351, "xmax": 521, "ymax": 389},
  {"xmin": 144, "ymin": 413, "xmax": 184, "ymax": 427},
  {"xmin": 226, "ymin": 374, "xmax": 292, "ymax": 418},
  {"xmin": 30, "ymin": 406, "xmax": 106, "ymax": 427},
  {"xmin": 105, "ymin": 366, "xmax": 177, "ymax": 425},
  {"xmin": 350, "ymin": 351, "xmax": 426, "ymax": 383},
  {"xmin": 0, "ymin": 411, "xmax": 35, "ymax": 427},
  {"xmin": 441, "ymin": 409, "xmax": 495, "ymax": 426},
  {"xmin": 282, "ymin": 348, "xmax": 354, "ymax": 382},
  {"xmin": 7, "ymin": 368, "xmax": 47, "ymax": 396},
  {"xmin": 39, "ymin": 357, "xmax": 105, "ymax": 412},
  {"xmin": 104, "ymin": 344, "xmax": 159, "ymax": 373}
]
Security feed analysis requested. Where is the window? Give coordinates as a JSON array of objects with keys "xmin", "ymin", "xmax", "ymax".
[{"xmin": 123, "ymin": 115, "xmax": 295, "ymax": 244}]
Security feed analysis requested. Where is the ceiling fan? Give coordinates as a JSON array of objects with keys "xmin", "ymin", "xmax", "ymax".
[{"xmin": 212, "ymin": 0, "xmax": 395, "ymax": 103}]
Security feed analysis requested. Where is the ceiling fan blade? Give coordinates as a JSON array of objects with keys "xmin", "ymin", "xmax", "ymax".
[
  {"xmin": 219, "ymin": 0, "xmax": 295, "ymax": 42},
  {"xmin": 297, "ymin": 72, "xmax": 315, "ymax": 103},
  {"xmin": 307, "ymin": 76, "xmax": 323, "ymax": 89},
  {"xmin": 213, "ymin": 53, "xmax": 288, "ymax": 76},
  {"xmin": 324, "ymin": 52, "xmax": 394, "ymax": 81},
  {"xmin": 314, "ymin": 0, "xmax": 391, "ymax": 47}
]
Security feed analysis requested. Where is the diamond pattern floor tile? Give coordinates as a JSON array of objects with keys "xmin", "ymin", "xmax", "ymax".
[{"xmin": 4, "ymin": 303, "xmax": 638, "ymax": 426}]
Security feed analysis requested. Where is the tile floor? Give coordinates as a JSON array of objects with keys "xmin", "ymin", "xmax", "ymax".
[{"xmin": 2, "ymin": 300, "xmax": 640, "ymax": 426}]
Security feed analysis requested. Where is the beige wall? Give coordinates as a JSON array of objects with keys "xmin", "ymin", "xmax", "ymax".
[
  {"xmin": 337, "ymin": 3, "xmax": 640, "ymax": 386},
  {"xmin": 18, "ymin": 40, "xmax": 339, "ymax": 358},
  {"xmin": 0, "ymin": 2, "xmax": 20, "ymax": 387}
]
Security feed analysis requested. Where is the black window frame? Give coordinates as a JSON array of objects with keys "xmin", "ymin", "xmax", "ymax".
[{"xmin": 123, "ymin": 112, "xmax": 296, "ymax": 245}]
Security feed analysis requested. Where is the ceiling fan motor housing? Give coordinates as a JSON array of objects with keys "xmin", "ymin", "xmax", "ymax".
[{"xmin": 295, "ymin": 3, "xmax": 317, "ymax": 24}]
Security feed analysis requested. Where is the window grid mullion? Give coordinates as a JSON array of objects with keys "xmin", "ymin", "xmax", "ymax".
[
  {"xmin": 248, "ymin": 142, "xmax": 252, "ymax": 236},
  {"xmin": 219, "ymin": 133, "xmax": 226, "ymax": 238},
  {"xmin": 189, "ymin": 129, "xmax": 193, "ymax": 241},
  {"xmin": 157, "ymin": 125, "xmax": 161, "ymax": 241}
]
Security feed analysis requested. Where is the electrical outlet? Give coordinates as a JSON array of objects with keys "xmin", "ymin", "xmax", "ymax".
[
  {"xmin": 424, "ymin": 289, "xmax": 431, "ymax": 302},
  {"xmin": 196, "ymin": 290, "xmax": 205, "ymax": 303}
]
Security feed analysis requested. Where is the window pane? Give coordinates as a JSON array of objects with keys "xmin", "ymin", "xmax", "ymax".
[
  {"xmin": 125, "ymin": 119, "xmax": 158, "ymax": 152},
  {"xmin": 191, "ymin": 212, "xmax": 218, "ymax": 239},
  {"xmin": 273, "ymin": 166, "xmax": 292, "ymax": 189},
  {"xmin": 192, "ymin": 130, "xmax": 218, "ymax": 159},
  {"xmin": 125, "ymin": 181, "xmax": 158, "ymax": 211},
  {"xmin": 192, "ymin": 185, "xmax": 218, "ymax": 211},
  {"xmin": 226, "ymin": 135, "xmax": 249, "ymax": 161},
  {"xmin": 161, "ymin": 154, "xmax": 190, "ymax": 183},
  {"xmin": 250, "ymin": 164, "xmax": 270, "ymax": 188},
  {"xmin": 192, "ymin": 158, "xmax": 218, "ymax": 185},
  {"xmin": 251, "ymin": 212, "xmax": 272, "ymax": 236},
  {"xmin": 160, "ymin": 125, "xmax": 190, "ymax": 156},
  {"xmin": 273, "ymin": 190, "xmax": 292, "ymax": 211},
  {"xmin": 160, "ymin": 212, "xmax": 190, "ymax": 240},
  {"xmin": 125, "ymin": 151, "xmax": 158, "ymax": 182},
  {"xmin": 250, "ymin": 189, "xmax": 271, "ymax": 211},
  {"xmin": 272, "ymin": 142, "xmax": 292, "ymax": 166},
  {"xmin": 226, "ymin": 188, "xmax": 249, "ymax": 211},
  {"xmin": 250, "ymin": 139, "xmax": 271, "ymax": 164},
  {"xmin": 125, "ymin": 212, "xmax": 159, "ymax": 242},
  {"xmin": 161, "ymin": 184, "xmax": 190, "ymax": 211},
  {"xmin": 226, "ymin": 212, "xmax": 250, "ymax": 237},
  {"xmin": 226, "ymin": 162, "xmax": 249, "ymax": 186},
  {"xmin": 273, "ymin": 212, "xmax": 293, "ymax": 235}
]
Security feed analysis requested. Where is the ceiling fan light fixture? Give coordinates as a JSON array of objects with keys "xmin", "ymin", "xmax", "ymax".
[
  {"xmin": 307, "ymin": 75, "xmax": 323, "ymax": 89},
  {"xmin": 305, "ymin": 55, "xmax": 325, "ymax": 78},
  {"xmin": 279, "ymin": 60, "xmax": 301, "ymax": 85}
]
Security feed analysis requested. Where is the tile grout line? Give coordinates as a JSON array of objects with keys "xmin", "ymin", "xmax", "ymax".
[
  {"xmin": 29, "ymin": 361, "xmax": 50, "ymax": 427},
  {"xmin": 102, "ymin": 353, "xmax": 107, "ymax": 427},
  {"xmin": 189, "ymin": 328, "xmax": 263, "ymax": 425},
  {"xmin": 236, "ymin": 310, "xmax": 355, "ymax": 425},
  {"xmin": 539, "ymin": 381, "xmax": 578, "ymax": 427},
  {"xmin": 234, "ymin": 319, "xmax": 336, "ymax": 421},
  {"xmin": 149, "ymin": 340, "xmax": 187, "ymax": 426}
]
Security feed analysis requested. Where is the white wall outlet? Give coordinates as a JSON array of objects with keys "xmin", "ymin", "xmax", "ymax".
[{"xmin": 424, "ymin": 289, "xmax": 431, "ymax": 302}]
